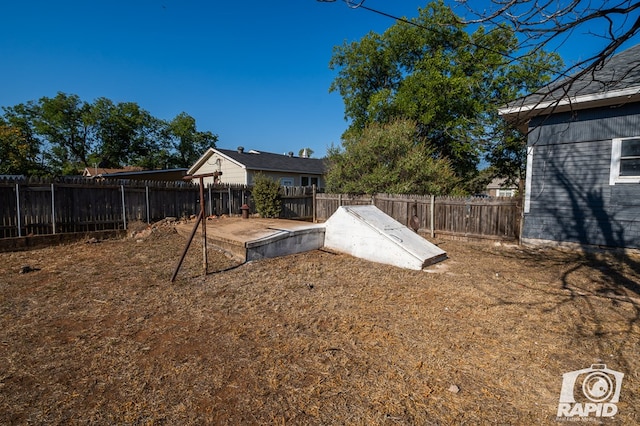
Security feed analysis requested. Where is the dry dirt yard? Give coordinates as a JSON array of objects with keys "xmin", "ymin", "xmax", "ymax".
[{"xmin": 1, "ymin": 220, "xmax": 639, "ymax": 425}]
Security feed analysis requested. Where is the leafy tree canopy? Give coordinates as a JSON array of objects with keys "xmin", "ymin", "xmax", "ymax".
[
  {"xmin": 0, "ymin": 103, "xmax": 46, "ymax": 176},
  {"xmin": 0, "ymin": 92, "xmax": 218, "ymax": 176},
  {"xmin": 164, "ymin": 112, "xmax": 219, "ymax": 168},
  {"xmin": 329, "ymin": 0, "xmax": 562, "ymax": 189},
  {"xmin": 325, "ymin": 118, "xmax": 462, "ymax": 195}
]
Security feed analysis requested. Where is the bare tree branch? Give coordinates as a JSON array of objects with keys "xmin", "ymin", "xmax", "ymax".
[
  {"xmin": 457, "ymin": 0, "xmax": 640, "ymax": 78},
  {"xmin": 461, "ymin": 1, "xmax": 640, "ymax": 124}
]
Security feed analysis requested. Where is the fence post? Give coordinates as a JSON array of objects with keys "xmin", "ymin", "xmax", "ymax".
[
  {"xmin": 430, "ymin": 194, "xmax": 435, "ymax": 239},
  {"xmin": 145, "ymin": 185, "xmax": 150, "ymax": 224},
  {"xmin": 51, "ymin": 183, "xmax": 56, "ymax": 234},
  {"xmin": 228, "ymin": 186, "xmax": 232, "ymax": 216},
  {"xmin": 15, "ymin": 183, "xmax": 22, "ymax": 237},
  {"xmin": 208, "ymin": 185, "xmax": 213, "ymax": 216},
  {"xmin": 312, "ymin": 184, "xmax": 316, "ymax": 223},
  {"xmin": 121, "ymin": 184, "xmax": 127, "ymax": 230}
]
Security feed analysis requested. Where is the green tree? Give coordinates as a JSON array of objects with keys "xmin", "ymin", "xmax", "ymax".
[
  {"xmin": 0, "ymin": 124, "xmax": 40, "ymax": 175},
  {"xmin": 0, "ymin": 94, "xmax": 220, "ymax": 175},
  {"xmin": 0, "ymin": 103, "xmax": 46, "ymax": 175},
  {"xmin": 329, "ymin": 0, "xmax": 561, "ymax": 185},
  {"xmin": 252, "ymin": 173, "xmax": 281, "ymax": 218},
  {"xmin": 89, "ymin": 98, "xmax": 161, "ymax": 168},
  {"xmin": 34, "ymin": 92, "xmax": 94, "ymax": 175},
  {"xmin": 164, "ymin": 112, "xmax": 218, "ymax": 168},
  {"xmin": 483, "ymin": 50, "xmax": 562, "ymax": 188},
  {"xmin": 326, "ymin": 119, "xmax": 461, "ymax": 195}
]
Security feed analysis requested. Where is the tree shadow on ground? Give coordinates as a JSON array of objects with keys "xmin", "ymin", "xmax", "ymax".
[{"xmin": 472, "ymin": 149, "xmax": 640, "ymax": 379}]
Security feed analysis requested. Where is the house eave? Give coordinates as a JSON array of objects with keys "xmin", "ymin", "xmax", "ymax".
[
  {"xmin": 499, "ymin": 86, "xmax": 640, "ymax": 119},
  {"xmin": 187, "ymin": 148, "xmax": 246, "ymax": 175},
  {"xmin": 246, "ymin": 167, "xmax": 324, "ymax": 175}
]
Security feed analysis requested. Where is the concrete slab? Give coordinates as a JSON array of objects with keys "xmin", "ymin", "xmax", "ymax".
[
  {"xmin": 176, "ymin": 218, "xmax": 325, "ymax": 262},
  {"xmin": 324, "ymin": 205, "xmax": 447, "ymax": 270}
]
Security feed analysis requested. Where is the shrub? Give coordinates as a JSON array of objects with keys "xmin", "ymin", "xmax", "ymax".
[{"xmin": 252, "ymin": 174, "xmax": 281, "ymax": 218}]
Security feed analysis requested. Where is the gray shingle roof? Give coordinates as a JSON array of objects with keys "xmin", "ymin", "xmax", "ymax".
[
  {"xmin": 501, "ymin": 43, "xmax": 640, "ymax": 116},
  {"xmin": 218, "ymin": 148, "xmax": 326, "ymax": 174}
]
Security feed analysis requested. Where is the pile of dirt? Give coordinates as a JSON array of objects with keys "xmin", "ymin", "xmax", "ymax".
[
  {"xmin": 127, "ymin": 218, "xmax": 184, "ymax": 242},
  {"xmin": 0, "ymin": 231, "xmax": 638, "ymax": 424}
]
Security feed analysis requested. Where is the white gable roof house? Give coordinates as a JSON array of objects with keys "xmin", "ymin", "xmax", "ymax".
[{"xmin": 188, "ymin": 146, "xmax": 326, "ymax": 187}]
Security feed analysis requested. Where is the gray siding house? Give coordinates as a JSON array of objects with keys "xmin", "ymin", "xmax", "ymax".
[{"xmin": 500, "ymin": 44, "xmax": 640, "ymax": 248}]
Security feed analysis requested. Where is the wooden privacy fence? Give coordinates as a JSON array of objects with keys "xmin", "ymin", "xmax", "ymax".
[
  {"xmin": 315, "ymin": 193, "xmax": 522, "ymax": 241},
  {"xmin": 0, "ymin": 177, "xmax": 255, "ymax": 238},
  {"xmin": 0, "ymin": 176, "xmax": 521, "ymax": 241}
]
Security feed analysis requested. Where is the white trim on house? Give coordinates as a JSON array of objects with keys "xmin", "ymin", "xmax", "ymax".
[
  {"xmin": 213, "ymin": 150, "xmax": 247, "ymax": 169},
  {"xmin": 524, "ymin": 146, "xmax": 534, "ymax": 213},
  {"xmin": 187, "ymin": 148, "xmax": 246, "ymax": 175},
  {"xmin": 499, "ymin": 86, "xmax": 640, "ymax": 118},
  {"xmin": 610, "ymin": 136, "xmax": 640, "ymax": 185}
]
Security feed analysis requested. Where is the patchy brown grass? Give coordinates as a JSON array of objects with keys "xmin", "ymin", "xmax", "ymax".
[{"xmin": 1, "ymin": 221, "xmax": 639, "ymax": 425}]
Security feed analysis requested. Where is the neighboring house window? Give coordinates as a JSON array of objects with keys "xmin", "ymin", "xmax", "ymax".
[
  {"xmin": 280, "ymin": 177, "xmax": 294, "ymax": 186},
  {"xmin": 610, "ymin": 137, "xmax": 640, "ymax": 184},
  {"xmin": 301, "ymin": 176, "xmax": 319, "ymax": 187},
  {"xmin": 497, "ymin": 189, "xmax": 515, "ymax": 197}
]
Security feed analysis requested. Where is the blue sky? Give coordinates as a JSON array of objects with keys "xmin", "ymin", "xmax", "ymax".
[{"xmin": 0, "ymin": 1, "xmax": 634, "ymax": 160}]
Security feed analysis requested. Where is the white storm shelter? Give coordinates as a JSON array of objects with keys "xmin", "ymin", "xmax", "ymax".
[{"xmin": 324, "ymin": 205, "xmax": 447, "ymax": 270}]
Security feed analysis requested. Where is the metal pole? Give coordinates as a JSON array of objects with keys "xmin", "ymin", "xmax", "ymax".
[
  {"xmin": 51, "ymin": 183, "xmax": 56, "ymax": 234},
  {"xmin": 171, "ymin": 211, "xmax": 203, "ymax": 282},
  {"xmin": 172, "ymin": 171, "xmax": 221, "ymax": 282},
  {"xmin": 199, "ymin": 177, "xmax": 208, "ymax": 274},
  {"xmin": 121, "ymin": 184, "xmax": 127, "ymax": 230},
  {"xmin": 15, "ymin": 183, "xmax": 21, "ymax": 237}
]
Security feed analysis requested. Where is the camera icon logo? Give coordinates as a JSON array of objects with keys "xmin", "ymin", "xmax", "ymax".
[{"xmin": 557, "ymin": 364, "xmax": 624, "ymax": 418}]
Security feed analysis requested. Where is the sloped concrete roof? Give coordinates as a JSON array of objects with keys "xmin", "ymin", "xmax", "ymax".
[{"xmin": 324, "ymin": 205, "xmax": 447, "ymax": 270}]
